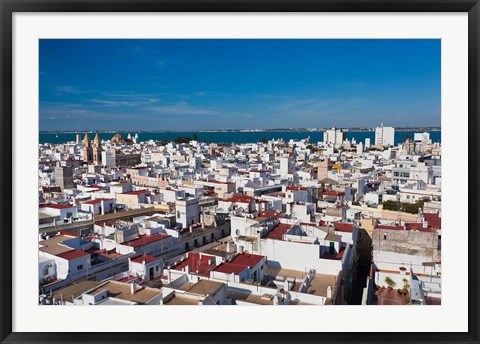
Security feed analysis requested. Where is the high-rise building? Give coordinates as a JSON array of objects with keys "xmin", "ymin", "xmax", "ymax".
[
  {"xmin": 323, "ymin": 127, "xmax": 345, "ymax": 146},
  {"xmin": 375, "ymin": 124, "xmax": 395, "ymax": 147}
]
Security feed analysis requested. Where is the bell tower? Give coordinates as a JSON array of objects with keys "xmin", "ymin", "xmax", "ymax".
[
  {"xmin": 82, "ymin": 132, "xmax": 94, "ymax": 164},
  {"xmin": 93, "ymin": 132, "xmax": 103, "ymax": 165}
]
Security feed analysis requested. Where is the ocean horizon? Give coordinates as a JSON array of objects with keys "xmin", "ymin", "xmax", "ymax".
[{"xmin": 39, "ymin": 130, "xmax": 441, "ymax": 146}]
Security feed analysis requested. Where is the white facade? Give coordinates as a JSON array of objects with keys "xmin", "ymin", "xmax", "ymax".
[
  {"xmin": 375, "ymin": 125, "xmax": 395, "ymax": 146},
  {"xmin": 176, "ymin": 198, "xmax": 200, "ymax": 228},
  {"xmin": 414, "ymin": 132, "xmax": 430, "ymax": 142},
  {"xmin": 323, "ymin": 128, "xmax": 345, "ymax": 146},
  {"xmin": 39, "ymin": 255, "xmax": 57, "ymax": 284},
  {"xmin": 279, "ymin": 157, "xmax": 293, "ymax": 177}
]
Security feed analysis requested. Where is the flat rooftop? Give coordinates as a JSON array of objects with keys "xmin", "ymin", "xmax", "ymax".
[
  {"xmin": 52, "ymin": 281, "xmax": 103, "ymax": 302},
  {"xmin": 85, "ymin": 281, "xmax": 161, "ymax": 304},
  {"xmin": 164, "ymin": 294, "xmax": 198, "ymax": 305},
  {"xmin": 227, "ymin": 290, "xmax": 275, "ymax": 305},
  {"xmin": 265, "ymin": 266, "xmax": 306, "ymax": 280},
  {"xmin": 39, "ymin": 234, "xmax": 76, "ymax": 247},
  {"xmin": 306, "ymin": 274, "xmax": 338, "ymax": 297},
  {"xmin": 372, "ymin": 287, "xmax": 410, "ymax": 305},
  {"xmin": 184, "ymin": 280, "xmax": 224, "ymax": 296}
]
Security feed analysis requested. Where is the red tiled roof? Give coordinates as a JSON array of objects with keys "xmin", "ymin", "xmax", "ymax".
[
  {"xmin": 83, "ymin": 198, "xmax": 113, "ymax": 205},
  {"xmin": 221, "ymin": 195, "xmax": 254, "ymax": 203},
  {"xmin": 230, "ymin": 253, "xmax": 265, "ymax": 268},
  {"xmin": 424, "ymin": 213, "xmax": 441, "ymax": 229},
  {"xmin": 131, "ymin": 254, "xmax": 161, "ymax": 264},
  {"xmin": 171, "ymin": 253, "xmax": 216, "ymax": 277},
  {"xmin": 265, "ymin": 223, "xmax": 291, "ymax": 240},
  {"xmin": 123, "ymin": 233, "xmax": 170, "ymax": 248},
  {"xmin": 258, "ymin": 210, "xmax": 284, "ymax": 219},
  {"xmin": 212, "ymin": 262, "xmax": 247, "ymax": 274},
  {"xmin": 323, "ymin": 191, "xmax": 345, "ymax": 196},
  {"xmin": 212, "ymin": 253, "xmax": 265, "ymax": 275},
  {"xmin": 334, "ymin": 222, "xmax": 354, "ymax": 233},
  {"xmin": 405, "ymin": 222, "xmax": 424, "ymax": 231},
  {"xmin": 56, "ymin": 249, "xmax": 90, "ymax": 261},
  {"xmin": 122, "ymin": 190, "xmax": 148, "ymax": 195}
]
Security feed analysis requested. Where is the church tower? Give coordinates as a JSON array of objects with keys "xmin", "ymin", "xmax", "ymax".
[
  {"xmin": 93, "ymin": 132, "xmax": 103, "ymax": 165},
  {"xmin": 82, "ymin": 132, "xmax": 94, "ymax": 164}
]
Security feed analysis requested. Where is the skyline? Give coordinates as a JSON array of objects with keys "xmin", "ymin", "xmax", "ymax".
[{"xmin": 40, "ymin": 39, "xmax": 441, "ymax": 131}]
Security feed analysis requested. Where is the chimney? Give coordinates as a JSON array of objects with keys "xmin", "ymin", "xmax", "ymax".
[
  {"xmin": 185, "ymin": 265, "xmax": 190, "ymax": 274},
  {"xmin": 130, "ymin": 282, "xmax": 136, "ymax": 295},
  {"xmin": 326, "ymin": 285, "xmax": 332, "ymax": 298},
  {"xmin": 189, "ymin": 225, "xmax": 193, "ymax": 233}
]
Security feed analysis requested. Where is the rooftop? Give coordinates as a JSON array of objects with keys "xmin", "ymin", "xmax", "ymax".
[
  {"xmin": 56, "ymin": 249, "xmax": 90, "ymax": 261},
  {"xmin": 227, "ymin": 290, "xmax": 275, "ymax": 305},
  {"xmin": 171, "ymin": 253, "xmax": 217, "ymax": 277},
  {"xmin": 131, "ymin": 254, "xmax": 161, "ymax": 264},
  {"xmin": 164, "ymin": 294, "xmax": 198, "ymax": 305},
  {"xmin": 183, "ymin": 280, "xmax": 224, "ymax": 296},
  {"xmin": 51, "ymin": 281, "xmax": 103, "ymax": 302},
  {"xmin": 306, "ymin": 274, "xmax": 338, "ymax": 297},
  {"xmin": 85, "ymin": 281, "xmax": 161, "ymax": 304},
  {"xmin": 265, "ymin": 223, "xmax": 291, "ymax": 240},
  {"xmin": 122, "ymin": 233, "xmax": 170, "ymax": 248}
]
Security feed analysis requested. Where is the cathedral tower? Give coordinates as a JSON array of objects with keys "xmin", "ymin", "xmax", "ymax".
[
  {"xmin": 82, "ymin": 132, "xmax": 94, "ymax": 164},
  {"xmin": 93, "ymin": 132, "xmax": 103, "ymax": 165}
]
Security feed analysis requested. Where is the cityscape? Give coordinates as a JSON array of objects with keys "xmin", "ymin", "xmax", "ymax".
[{"xmin": 38, "ymin": 39, "xmax": 441, "ymax": 306}]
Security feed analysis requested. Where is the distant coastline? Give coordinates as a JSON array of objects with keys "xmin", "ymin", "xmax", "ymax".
[{"xmin": 39, "ymin": 127, "xmax": 442, "ymax": 134}]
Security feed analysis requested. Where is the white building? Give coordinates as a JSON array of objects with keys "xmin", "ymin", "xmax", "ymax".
[
  {"xmin": 375, "ymin": 124, "xmax": 395, "ymax": 147},
  {"xmin": 279, "ymin": 156, "xmax": 294, "ymax": 177},
  {"xmin": 414, "ymin": 132, "xmax": 431, "ymax": 143},
  {"xmin": 323, "ymin": 128, "xmax": 345, "ymax": 146}
]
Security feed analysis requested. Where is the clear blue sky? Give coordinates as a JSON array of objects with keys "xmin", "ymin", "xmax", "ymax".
[{"xmin": 40, "ymin": 39, "xmax": 440, "ymax": 131}]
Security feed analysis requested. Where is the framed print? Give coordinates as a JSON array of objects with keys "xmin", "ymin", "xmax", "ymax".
[{"xmin": 1, "ymin": 1, "xmax": 479, "ymax": 344}]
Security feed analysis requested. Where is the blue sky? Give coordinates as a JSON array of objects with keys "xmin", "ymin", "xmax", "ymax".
[{"xmin": 40, "ymin": 39, "xmax": 441, "ymax": 131}]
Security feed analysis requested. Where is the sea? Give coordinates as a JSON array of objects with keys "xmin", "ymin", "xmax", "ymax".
[{"xmin": 39, "ymin": 130, "xmax": 441, "ymax": 146}]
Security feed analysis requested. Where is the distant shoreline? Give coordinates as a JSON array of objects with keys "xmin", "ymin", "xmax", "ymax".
[{"xmin": 40, "ymin": 127, "xmax": 442, "ymax": 134}]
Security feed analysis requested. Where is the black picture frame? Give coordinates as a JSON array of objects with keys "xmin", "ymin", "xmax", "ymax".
[{"xmin": 1, "ymin": 1, "xmax": 479, "ymax": 343}]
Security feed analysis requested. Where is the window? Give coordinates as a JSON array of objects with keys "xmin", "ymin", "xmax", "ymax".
[
  {"xmin": 383, "ymin": 234, "xmax": 387, "ymax": 240},
  {"xmin": 211, "ymin": 233, "xmax": 215, "ymax": 240},
  {"xmin": 177, "ymin": 210, "xmax": 181, "ymax": 218},
  {"xmin": 77, "ymin": 264, "xmax": 84, "ymax": 270},
  {"xmin": 42, "ymin": 266, "xmax": 49, "ymax": 276},
  {"xmin": 156, "ymin": 266, "xmax": 159, "ymax": 271}
]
